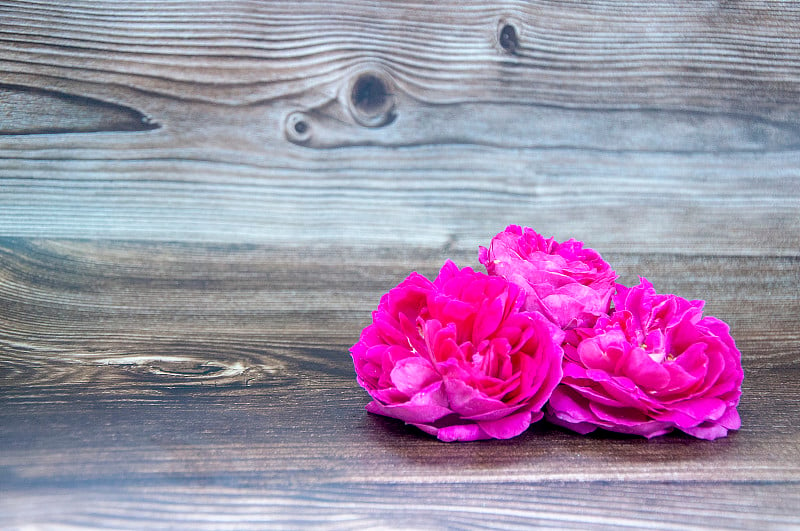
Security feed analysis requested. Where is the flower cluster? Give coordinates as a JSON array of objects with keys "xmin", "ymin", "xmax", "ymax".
[{"xmin": 351, "ymin": 225, "xmax": 743, "ymax": 442}]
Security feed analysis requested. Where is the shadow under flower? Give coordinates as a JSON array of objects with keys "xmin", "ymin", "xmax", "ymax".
[{"xmin": 360, "ymin": 411, "xmax": 743, "ymax": 478}]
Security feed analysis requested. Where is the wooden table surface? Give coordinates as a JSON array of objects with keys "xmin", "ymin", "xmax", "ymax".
[{"xmin": 1, "ymin": 1, "xmax": 799, "ymax": 528}]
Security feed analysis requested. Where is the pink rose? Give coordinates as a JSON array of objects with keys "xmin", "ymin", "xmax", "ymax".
[
  {"xmin": 350, "ymin": 261, "xmax": 564, "ymax": 442},
  {"xmin": 479, "ymin": 225, "xmax": 617, "ymax": 329},
  {"xmin": 547, "ymin": 278, "xmax": 743, "ymax": 440}
]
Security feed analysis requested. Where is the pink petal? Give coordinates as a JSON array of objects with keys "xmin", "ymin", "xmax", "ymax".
[
  {"xmin": 365, "ymin": 381, "xmax": 452, "ymax": 424},
  {"xmin": 432, "ymin": 260, "xmax": 461, "ymax": 286},
  {"xmin": 541, "ymin": 292, "xmax": 586, "ymax": 329},
  {"xmin": 621, "ymin": 346, "xmax": 670, "ymax": 391},
  {"xmin": 656, "ymin": 397, "xmax": 727, "ymax": 429},
  {"xmin": 547, "ymin": 386, "xmax": 598, "ymax": 425},
  {"xmin": 661, "ymin": 361, "xmax": 702, "ymax": 398},
  {"xmin": 473, "ymin": 295, "xmax": 505, "ymax": 342},
  {"xmin": 607, "ymin": 421, "xmax": 674, "ymax": 439},
  {"xmin": 717, "ymin": 405, "xmax": 742, "ymax": 430},
  {"xmin": 390, "ymin": 357, "xmax": 440, "ymax": 396},
  {"xmin": 562, "ymin": 379, "xmax": 651, "ymax": 411},
  {"xmin": 681, "ymin": 422, "xmax": 730, "ymax": 440},
  {"xmin": 592, "ymin": 373, "xmax": 659, "ymax": 410},
  {"xmin": 546, "ymin": 413, "xmax": 598, "ymax": 435},
  {"xmin": 577, "ymin": 337, "xmax": 618, "ymax": 372},
  {"xmin": 478, "ymin": 408, "xmax": 538, "ymax": 439},
  {"xmin": 443, "ymin": 377, "xmax": 510, "ymax": 418},
  {"xmin": 589, "ymin": 401, "xmax": 651, "ymax": 427},
  {"xmin": 412, "ymin": 421, "xmax": 490, "ymax": 442}
]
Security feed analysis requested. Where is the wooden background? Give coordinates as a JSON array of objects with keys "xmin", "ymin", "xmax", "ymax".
[{"xmin": 1, "ymin": 1, "xmax": 798, "ymax": 528}]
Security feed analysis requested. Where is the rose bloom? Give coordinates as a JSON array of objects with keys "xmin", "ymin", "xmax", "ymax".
[
  {"xmin": 479, "ymin": 225, "xmax": 617, "ymax": 329},
  {"xmin": 350, "ymin": 261, "xmax": 564, "ymax": 442},
  {"xmin": 547, "ymin": 278, "xmax": 743, "ymax": 440}
]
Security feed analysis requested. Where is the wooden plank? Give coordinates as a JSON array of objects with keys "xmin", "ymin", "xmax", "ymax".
[
  {"xmin": 1, "ymin": 483, "xmax": 798, "ymax": 530},
  {"xmin": 0, "ymin": 83, "xmax": 157, "ymax": 135},
  {"xmin": 1, "ymin": 240, "xmax": 798, "ymax": 527},
  {"xmin": 0, "ymin": 239, "xmax": 796, "ymax": 366},
  {"xmin": 2, "ymin": 0, "xmax": 799, "ymax": 526},
  {"xmin": 2, "ymin": 1, "xmax": 798, "ymax": 107},
  {"xmin": 1, "ymin": 1, "xmax": 799, "ymax": 251}
]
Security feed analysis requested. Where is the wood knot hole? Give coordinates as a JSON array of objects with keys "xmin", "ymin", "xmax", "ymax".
[
  {"xmin": 294, "ymin": 120, "xmax": 308, "ymax": 135},
  {"xmin": 285, "ymin": 111, "xmax": 312, "ymax": 144},
  {"xmin": 351, "ymin": 74, "xmax": 389, "ymax": 114},
  {"xmin": 347, "ymin": 71, "xmax": 395, "ymax": 127},
  {"xmin": 499, "ymin": 24, "xmax": 519, "ymax": 54}
]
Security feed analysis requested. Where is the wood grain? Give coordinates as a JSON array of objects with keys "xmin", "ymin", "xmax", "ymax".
[
  {"xmin": 1, "ymin": 0, "xmax": 799, "ymax": 527},
  {"xmin": 1, "ymin": 1, "xmax": 799, "ymax": 252},
  {"xmin": 1, "ymin": 483, "xmax": 798, "ymax": 530},
  {"xmin": 0, "ymin": 240, "xmax": 798, "ymax": 527},
  {"xmin": 0, "ymin": 83, "xmax": 158, "ymax": 135}
]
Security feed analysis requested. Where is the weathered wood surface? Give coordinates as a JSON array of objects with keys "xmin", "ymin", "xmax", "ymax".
[
  {"xmin": 1, "ymin": 0, "xmax": 799, "ymax": 252},
  {"xmin": 1, "ymin": 0, "xmax": 799, "ymax": 528},
  {"xmin": 0, "ymin": 241, "xmax": 798, "ymax": 528}
]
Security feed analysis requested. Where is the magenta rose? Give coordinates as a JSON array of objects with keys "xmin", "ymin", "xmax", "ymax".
[
  {"xmin": 547, "ymin": 278, "xmax": 743, "ymax": 440},
  {"xmin": 479, "ymin": 225, "xmax": 617, "ymax": 329},
  {"xmin": 350, "ymin": 260, "xmax": 564, "ymax": 442}
]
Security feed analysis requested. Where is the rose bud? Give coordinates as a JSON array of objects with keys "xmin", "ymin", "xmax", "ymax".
[
  {"xmin": 547, "ymin": 278, "xmax": 743, "ymax": 440},
  {"xmin": 351, "ymin": 261, "xmax": 564, "ymax": 442},
  {"xmin": 479, "ymin": 225, "xmax": 617, "ymax": 329}
]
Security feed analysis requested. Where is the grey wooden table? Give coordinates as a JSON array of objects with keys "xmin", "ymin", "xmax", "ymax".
[{"xmin": 1, "ymin": 1, "xmax": 799, "ymax": 528}]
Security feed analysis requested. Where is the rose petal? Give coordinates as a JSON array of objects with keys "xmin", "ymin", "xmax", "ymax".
[
  {"xmin": 717, "ymin": 405, "xmax": 742, "ymax": 430},
  {"xmin": 478, "ymin": 408, "xmax": 538, "ymax": 439},
  {"xmin": 656, "ymin": 397, "xmax": 727, "ymax": 429},
  {"xmin": 680, "ymin": 422, "xmax": 730, "ymax": 440},
  {"xmin": 620, "ymin": 345, "xmax": 671, "ymax": 391},
  {"xmin": 546, "ymin": 414, "xmax": 598, "ymax": 435},
  {"xmin": 417, "ymin": 422, "xmax": 490, "ymax": 443},
  {"xmin": 589, "ymin": 401, "xmax": 652, "ymax": 427},
  {"xmin": 578, "ymin": 336, "xmax": 619, "ymax": 372},
  {"xmin": 473, "ymin": 295, "xmax": 505, "ymax": 342},
  {"xmin": 365, "ymin": 381, "xmax": 452, "ymax": 424},
  {"xmin": 443, "ymin": 377, "xmax": 512, "ymax": 419},
  {"xmin": 605, "ymin": 421, "xmax": 674, "ymax": 439},
  {"xmin": 390, "ymin": 357, "xmax": 440, "ymax": 396},
  {"xmin": 547, "ymin": 386, "xmax": 597, "ymax": 425}
]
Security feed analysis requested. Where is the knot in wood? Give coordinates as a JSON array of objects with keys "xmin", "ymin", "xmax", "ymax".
[
  {"xmin": 285, "ymin": 111, "xmax": 312, "ymax": 144},
  {"xmin": 499, "ymin": 23, "xmax": 519, "ymax": 54},
  {"xmin": 346, "ymin": 70, "xmax": 395, "ymax": 128}
]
